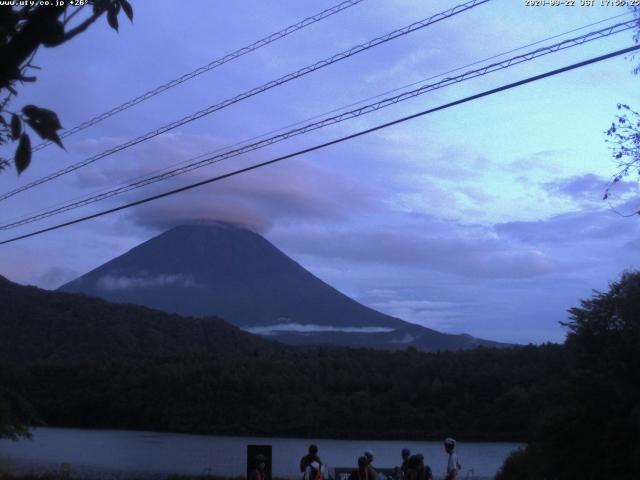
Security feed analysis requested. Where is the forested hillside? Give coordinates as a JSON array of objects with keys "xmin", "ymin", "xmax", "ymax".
[
  {"xmin": 0, "ymin": 275, "xmax": 277, "ymax": 360},
  {"xmin": 1, "ymin": 345, "xmax": 565, "ymax": 440}
]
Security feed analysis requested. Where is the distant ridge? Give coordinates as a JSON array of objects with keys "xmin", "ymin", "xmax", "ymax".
[
  {"xmin": 0, "ymin": 274, "xmax": 277, "ymax": 361},
  {"xmin": 59, "ymin": 223, "xmax": 506, "ymax": 351}
]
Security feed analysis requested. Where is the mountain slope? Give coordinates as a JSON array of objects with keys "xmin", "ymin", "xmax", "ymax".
[
  {"xmin": 60, "ymin": 224, "xmax": 406, "ymax": 328},
  {"xmin": 0, "ymin": 275, "xmax": 277, "ymax": 361},
  {"xmin": 59, "ymin": 223, "xmax": 505, "ymax": 351}
]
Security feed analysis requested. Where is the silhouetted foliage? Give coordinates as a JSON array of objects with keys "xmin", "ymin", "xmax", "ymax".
[
  {"xmin": 0, "ymin": 344, "xmax": 567, "ymax": 441},
  {"xmin": 603, "ymin": 7, "xmax": 640, "ymax": 206},
  {"xmin": 0, "ymin": 275, "xmax": 279, "ymax": 361},
  {"xmin": 497, "ymin": 271, "xmax": 640, "ymax": 480},
  {"xmin": 0, "ymin": 1, "xmax": 133, "ymax": 173},
  {"xmin": 604, "ymin": 103, "xmax": 640, "ymax": 208},
  {"xmin": 0, "ymin": 387, "xmax": 40, "ymax": 440}
]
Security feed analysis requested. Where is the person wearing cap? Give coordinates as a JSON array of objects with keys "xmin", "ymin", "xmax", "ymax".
[
  {"xmin": 393, "ymin": 448, "xmax": 411, "ymax": 480},
  {"xmin": 443, "ymin": 438, "xmax": 461, "ymax": 480},
  {"xmin": 363, "ymin": 450, "xmax": 377, "ymax": 480},
  {"xmin": 349, "ymin": 456, "xmax": 370, "ymax": 480},
  {"xmin": 300, "ymin": 444, "xmax": 322, "ymax": 473},
  {"xmin": 249, "ymin": 454, "xmax": 267, "ymax": 480}
]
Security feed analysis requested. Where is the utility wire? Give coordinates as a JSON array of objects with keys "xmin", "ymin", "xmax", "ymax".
[
  {"xmin": 1, "ymin": 19, "xmax": 635, "ymax": 231},
  {"xmin": 0, "ymin": 0, "xmax": 490, "ymax": 203},
  {"xmin": 6, "ymin": 12, "xmax": 631, "ymax": 228},
  {"xmin": 26, "ymin": 8, "xmax": 633, "ymax": 160},
  {"xmin": 9, "ymin": 10, "xmax": 629, "ymax": 227},
  {"xmin": 30, "ymin": 0, "xmax": 365, "ymax": 153},
  {"xmin": 2, "ymin": 44, "xmax": 638, "ymax": 246},
  {"xmin": 35, "ymin": 3, "xmax": 633, "ymax": 228}
]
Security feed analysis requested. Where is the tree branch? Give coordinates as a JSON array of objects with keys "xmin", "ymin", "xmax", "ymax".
[
  {"xmin": 58, "ymin": 7, "xmax": 106, "ymax": 44},
  {"xmin": 62, "ymin": 5, "xmax": 85, "ymax": 28}
]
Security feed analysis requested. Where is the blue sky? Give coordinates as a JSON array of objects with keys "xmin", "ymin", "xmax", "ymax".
[{"xmin": 0, "ymin": 0, "xmax": 639, "ymax": 343}]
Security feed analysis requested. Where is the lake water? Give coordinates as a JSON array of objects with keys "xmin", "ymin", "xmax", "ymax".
[{"xmin": 0, "ymin": 428, "xmax": 523, "ymax": 480}]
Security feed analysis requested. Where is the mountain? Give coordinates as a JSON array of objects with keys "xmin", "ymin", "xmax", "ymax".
[
  {"xmin": 0, "ymin": 275, "xmax": 277, "ymax": 361},
  {"xmin": 59, "ymin": 223, "xmax": 505, "ymax": 351}
]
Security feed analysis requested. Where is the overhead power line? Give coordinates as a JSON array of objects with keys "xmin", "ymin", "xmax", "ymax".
[
  {"xmin": 1, "ymin": 19, "xmax": 635, "ymax": 231},
  {"xmin": 30, "ymin": 0, "xmax": 365, "ymax": 153},
  {"xmin": 2, "ymin": 44, "xmax": 638, "ymax": 246},
  {"xmin": 4, "ymin": 12, "xmax": 631, "ymax": 229},
  {"xmin": 0, "ymin": 0, "xmax": 490, "ymax": 203}
]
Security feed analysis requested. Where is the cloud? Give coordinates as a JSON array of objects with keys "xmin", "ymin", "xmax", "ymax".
[
  {"xmin": 69, "ymin": 133, "xmax": 225, "ymax": 190},
  {"xmin": 124, "ymin": 153, "xmax": 384, "ymax": 234},
  {"xmin": 0, "ymin": 247, "xmax": 47, "ymax": 286},
  {"xmin": 370, "ymin": 298, "xmax": 465, "ymax": 331},
  {"xmin": 96, "ymin": 273, "xmax": 198, "ymax": 291},
  {"xmin": 543, "ymin": 173, "xmax": 639, "ymax": 204},
  {"xmin": 391, "ymin": 333, "xmax": 416, "ymax": 344},
  {"xmin": 129, "ymin": 201, "xmax": 273, "ymax": 235},
  {"xmin": 495, "ymin": 205, "xmax": 640, "ymax": 246},
  {"xmin": 244, "ymin": 323, "xmax": 395, "ymax": 335},
  {"xmin": 36, "ymin": 267, "xmax": 80, "ymax": 289},
  {"xmin": 506, "ymin": 150, "xmax": 568, "ymax": 174},
  {"xmin": 273, "ymin": 217, "xmax": 556, "ymax": 279}
]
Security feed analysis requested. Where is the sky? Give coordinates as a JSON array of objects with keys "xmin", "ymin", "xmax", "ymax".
[{"xmin": 0, "ymin": 0, "xmax": 639, "ymax": 344}]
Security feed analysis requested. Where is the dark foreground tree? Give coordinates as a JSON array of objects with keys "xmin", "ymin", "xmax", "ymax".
[
  {"xmin": 0, "ymin": 0, "xmax": 133, "ymax": 174},
  {"xmin": 604, "ymin": 7, "xmax": 640, "ymax": 207},
  {"xmin": 0, "ymin": 387, "xmax": 40, "ymax": 440},
  {"xmin": 497, "ymin": 271, "xmax": 640, "ymax": 480}
]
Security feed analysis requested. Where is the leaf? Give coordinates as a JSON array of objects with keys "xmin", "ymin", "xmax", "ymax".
[
  {"xmin": 22, "ymin": 105, "xmax": 64, "ymax": 148},
  {"xmin": 10, "ymin": 114, "xmax": 21, "ymax": 140},
  {"xmin": 48, "ymin": 130, "xmax": 65, "ymax": 149},
  {"xmin": 120, "ymin": 0, "xmax": 133, "ymax": 21},
  {"xmin": 25, "ymin": 106, "xmax": 62, "ymax": 130},
  {"xmin": 14, "ymin": 133, "xmax": 31, "ymax": 175},
  {"xmin": 25, "ymin": 118, "xmax": 64, "ymax": 149},
  {"xmin": 107, "ymin": 3, "xmax": 119, "ymax": 31}
]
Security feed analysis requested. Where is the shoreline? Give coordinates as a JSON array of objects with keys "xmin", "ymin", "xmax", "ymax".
[
  {"xmin": 1, "ymin": 428, "xmax": 519, "ymax": 480},
  {"xmin": 21, "ymin": 425, "xmax": 528, "ymax": 444}
]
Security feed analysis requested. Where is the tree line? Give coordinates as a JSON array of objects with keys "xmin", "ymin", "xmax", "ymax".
[{"xmin": 1, "ymin": 344, "xmax": 565, "ymax": 442}]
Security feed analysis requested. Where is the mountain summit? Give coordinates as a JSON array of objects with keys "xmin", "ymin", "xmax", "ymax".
[{"xmin": 60, "ymin": 223, "xmax": 504, "ymax": 351}]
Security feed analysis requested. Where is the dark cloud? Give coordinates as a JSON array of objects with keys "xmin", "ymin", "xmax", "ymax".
[
  {"xmin": 271, "ymin": 217, "xmax": 555, "ymax": 280},
  {"xmin": 125, "ymin": 155, "xmax": 384, "ymax": 234},
  {"xmin": 544, "ymin": 173, "xmax": 638, "ymax": 203},
  {"xmin": 496, "ymin": 205, "xmax": 640, "ymax": 245}
]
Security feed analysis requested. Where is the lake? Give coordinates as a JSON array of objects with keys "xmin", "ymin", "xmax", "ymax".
[{"xmin": 0, "ymin": 428, "xmax": 523, "ymax": 480}]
